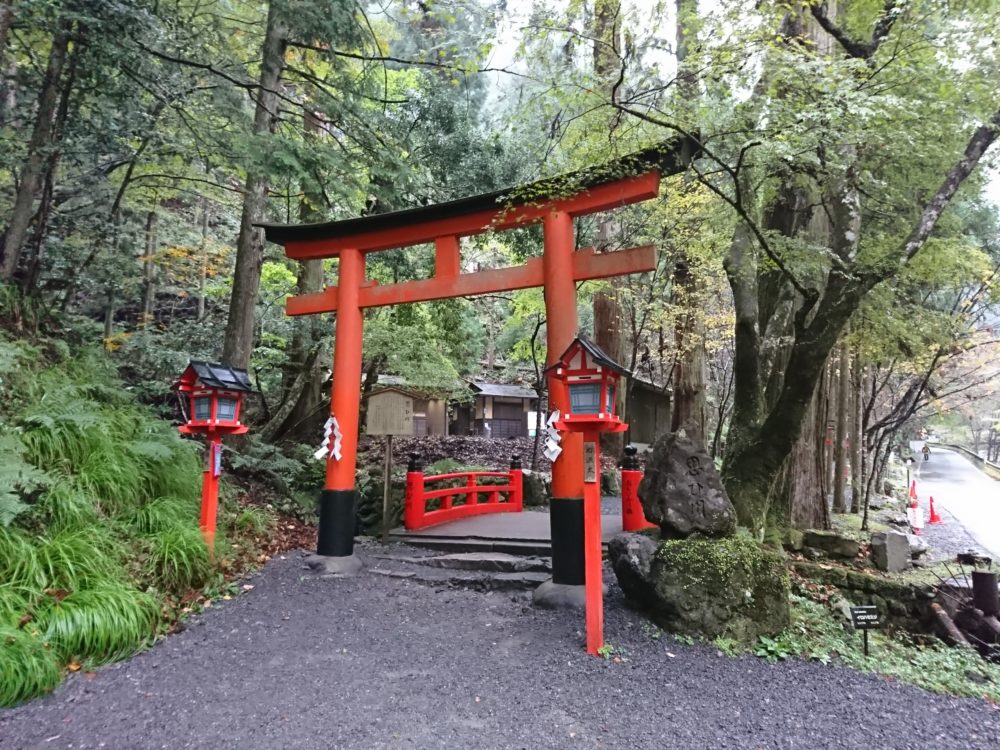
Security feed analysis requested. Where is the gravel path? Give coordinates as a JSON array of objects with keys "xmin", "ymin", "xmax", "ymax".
[{"xmin": 2, "ymin": 545, "xmax": 999, "ymax": 750}]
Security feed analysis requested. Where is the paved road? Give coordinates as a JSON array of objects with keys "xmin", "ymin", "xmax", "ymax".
[
  {"xmin": 2, "ymin": 548, "xmax": 999, "ymax": 750},
  {"xmin": 914, "ymin": 448, "xmax": 1000, "ymax": 560}
]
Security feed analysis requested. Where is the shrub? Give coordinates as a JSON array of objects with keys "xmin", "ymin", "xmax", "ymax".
[
  {"xmin": 146, "ymin": 525, "xmax": 212, "ymax": 593},
  {"xmin": 36, "ymin": 585, "xmax": 159, "ymax": 663},
  {"xmin": 0, "ymin": 627, "xmax": 62, "ymax": 707}
]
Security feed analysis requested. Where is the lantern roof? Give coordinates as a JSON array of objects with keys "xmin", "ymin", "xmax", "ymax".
[
  {"xmin": 550, "ymin": 336, "xmax": 630, "ymax": 376},
  {"xmin": 175, "ymin": 361, "xmax": 253, "ymax": 392}
]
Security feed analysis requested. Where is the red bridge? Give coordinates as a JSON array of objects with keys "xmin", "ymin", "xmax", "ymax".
[{"xmin": 404, "ymin": 455, "xmax": 524, "ymax": 531}]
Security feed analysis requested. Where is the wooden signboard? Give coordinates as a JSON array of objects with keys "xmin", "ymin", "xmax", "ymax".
[
  {"xmin": 366, "ymin": 389, "xmax": 414, "ymax": 436},
  {"xmin": 584, "ymin": 442, "xmax": 597, "ymax": 483}
]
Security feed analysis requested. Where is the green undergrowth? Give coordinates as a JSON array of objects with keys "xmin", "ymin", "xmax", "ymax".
[
  {"xmin": 0, "ymin": 336, "xmax": 277, "ymax": 707},
  {"xmin": 721, "ymin": 595, "xmax": 1000, "ymax": 702}
]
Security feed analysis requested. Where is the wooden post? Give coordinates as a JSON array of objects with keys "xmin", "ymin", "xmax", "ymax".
[
  {"xmin": 381, "ymin": 434, "xmax": 392, "ymax": 545},
  {"xmin": 583, "ymin": 433, "xmax": 604, "ymax": 655},
  {"xmin": 199, "ymin": 433, "xmax": 222, "ymax": 559}
]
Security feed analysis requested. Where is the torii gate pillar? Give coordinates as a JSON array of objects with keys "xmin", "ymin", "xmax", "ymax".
[
  {"xmin": 539, "ymin": 211, "xmax": 587, "ymax": 597},
  {"xmin": 316, "ymin": 246, "xmax": 364, "ymax": 568}
]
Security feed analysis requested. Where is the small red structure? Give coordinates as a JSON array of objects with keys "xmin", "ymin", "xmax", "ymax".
[
  {"xmin": 549, "ymin": 337, "xmax": 628, "ymax": 655},
  {"xmin": 404, "ymin": 454, "xmax": 523, "ymax": 530},
  {"xmin": 620, "ymin": 445, "xmax": 656, "ymax": 532},
  {"xmin": 173, "ymin": 361, "xmax": 252, "ymax": 550}
]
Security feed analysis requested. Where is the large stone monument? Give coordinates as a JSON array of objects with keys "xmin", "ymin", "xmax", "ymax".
[{"xmin": 609, "ymin": 431, "xmax": 790, "ymax": 643}]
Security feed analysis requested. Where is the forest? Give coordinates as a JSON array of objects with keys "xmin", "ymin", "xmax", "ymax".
[{"xmin": 0, "ymin": 0, "xmax": 999, "ymax": 707}]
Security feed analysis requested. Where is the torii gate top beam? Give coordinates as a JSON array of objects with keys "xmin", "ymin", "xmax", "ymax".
[{"xmin": 258, "ymin": 140, "xmax": 697, "ymax": 260}]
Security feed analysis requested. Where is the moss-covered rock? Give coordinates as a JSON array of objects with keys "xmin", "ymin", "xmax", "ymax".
[
  {"xmin": 610, "ymin": 531, "xmax": 790, "ymax": 643},
  {"xmin": 522, "ymin": 471, "xmax": 551, "ymax": 507}
]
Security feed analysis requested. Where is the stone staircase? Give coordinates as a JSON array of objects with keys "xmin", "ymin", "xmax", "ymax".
[{"xmin": 367, "ymin": 550, "xmax": 552, "ymax": 592}]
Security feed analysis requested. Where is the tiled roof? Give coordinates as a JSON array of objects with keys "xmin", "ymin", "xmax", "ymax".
[
  {"xmin": 470, "ymin": 383, "xmax": 538, "ymax": 399},
  {"xmin": 188, "ymin": 361, "xmax": 253, "ymax": 392}
]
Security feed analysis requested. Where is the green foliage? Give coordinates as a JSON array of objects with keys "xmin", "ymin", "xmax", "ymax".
[
  {"xmin": 0, "ymin": 339, "xmax": 225, "ymax": 705},
  {"xmin": 747, "ymin": 596, "xmax": 1000, "ymax": 701},
  {"xmin": 36, "ymin": 585, "xmax": 159, "ymax": 663},
  {"xmin": 0, "ymin": 626, "xmax": 62, "ymax": 707},
  {"xmin": 146, "ymin": 525, "xmax": 213, "ymax": 593}
]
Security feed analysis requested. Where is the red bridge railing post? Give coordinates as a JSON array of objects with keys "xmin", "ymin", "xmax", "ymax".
[
  {"xmin": 404, "ymin": 453, "xmax": 425, "ymax": 530},
  {"xmin": 621, "ymin": 445, "xmax": 655, "ymax": 532},
  {"xmin": 509, "ymin": 454, "xmax": 523, "ymax": 511}
]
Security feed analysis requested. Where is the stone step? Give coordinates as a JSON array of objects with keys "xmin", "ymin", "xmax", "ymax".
[
  {"xmin": 385, "ymin": 533, "xmax": 555, "ymax": 556},
  {"xmin": 370, "ymin": 551, "xmax": 551, "ymax": 574},
  {"xmin": 369, "ymin": 566, "xmax": 551, "ymax": 592}
]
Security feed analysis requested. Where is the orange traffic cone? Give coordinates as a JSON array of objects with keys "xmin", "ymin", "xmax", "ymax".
[
  {"xmin": 909, "ymin": 480, "xmax": 917, "ymax": 500},
  {"xmin": 929, "ymin": 495, "xmax": 943, "ymax": 524}
]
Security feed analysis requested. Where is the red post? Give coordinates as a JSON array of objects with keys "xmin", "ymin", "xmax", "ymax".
[
  {"xmin": 466, "ymin": 474, "xmax": 479, "ymax": 506},
  {"xmin": 543, "ymin": 210, "xmax": 586, "ymax": 590},
  {"xmin": 326, "ymin": 247, "xmax": 364, "ymax": 491},
  {"xmin": 404, "ymin": 453, "xmax": 425, "ymax": 531},
  {"xmin": 509, "ymin": 455, "xmax": 523, "ymax": 512},
  {"xmin": 544, "ymin": 211, "xmax": 583, "ymax": 499},
  {"xmin": 583, "ymin": 431, "xmax": 604, "ymax": 655},
  {"xmin": 316, "ymin": 246, "xmax": 365, "ymax": 558},
  {"xmin": 620, "ymin": 445, "xmax": 655, "ymax": 532},
  {"xmin": 199, "ymin": 433, "xmax": 222, "ymax": 554}
]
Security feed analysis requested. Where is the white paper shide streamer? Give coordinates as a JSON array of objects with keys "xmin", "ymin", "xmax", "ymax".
[
  {"xmin": 313, "ymin": 416, "xmax": 343, "ymax": 461},
  {"xmin": 542, "ymin": 410, "xmax": 562, "ymax": 462}
]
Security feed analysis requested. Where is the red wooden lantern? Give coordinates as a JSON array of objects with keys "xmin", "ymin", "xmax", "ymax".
[
  {"xmin": 547, "ymin": 336, "xmax": 630, "ymax": 657},
  {"xmin": 173, "ymin": 361, "xmax": 252, "ymax": 437},
  {"xmin": 172, "ymin": 361, "xmax": 253, "ymax": 551},
  {"xmin": 548, "ymin": 337, "xmax": 628, "ymax": 434}
]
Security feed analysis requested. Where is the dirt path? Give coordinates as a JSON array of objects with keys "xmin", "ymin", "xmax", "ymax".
[{"xmin": 2, "ymin": 545, "xmax": 998, "ymax": 750}]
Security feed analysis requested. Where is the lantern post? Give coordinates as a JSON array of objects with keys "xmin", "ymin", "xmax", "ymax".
[
  {"xmin": 172, "ymin": 361, "xmax": 252, "ymax": 552},
  {"xmin": 547, "ymin": 336, "xmax": 629, "ymax": 655}
]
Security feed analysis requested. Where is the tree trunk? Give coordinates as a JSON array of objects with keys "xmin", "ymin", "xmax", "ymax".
[
  {"xmin": 0, "ymin": 1, "xmax": 14, "ymax": 68},
  {"xmin": 268, "ymin": 109, "xmax": 328, "ymax": 441},
  {"xmin": 591, "ymin": 0, "xmax": 625, "ymax": 456},
  {"xmin": 1, "ymin": 20, "xmax": 71, "ymax": 281},
  {"xmin": 850, "ymin": 348, "xmax": 863, "ymax": 513},
  {"xmin": 784, "ymin": 376, "xmax": 829, "ymax": 531},
  {"xmin": 141, "ymin": 209, "xmax": 157, "ymax": 326},
  {"xmin": 197, "ymin": 197, "xmax": 209, "ymax": 320},
  {"xmin": 668, "ymin": 0, "xmax": 707, "ymax": 445},
  {"xmin": 221, "ymin": 3, "xmax": 287, "ymax": 368},
  {"xmin": 102, "ymin": 288, "xmax": 115, "ymax": 342},
  {"xmin": 833, "ymin": 336, "xmax": 849, "ymax": 512}
]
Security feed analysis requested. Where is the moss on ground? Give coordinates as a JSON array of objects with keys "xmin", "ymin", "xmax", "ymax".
[{"xmin": 647, "ymin": 532, "xmax": 791, "ymax": 643}]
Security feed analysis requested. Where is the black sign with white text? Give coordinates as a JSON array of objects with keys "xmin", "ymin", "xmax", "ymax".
[{"xmin": 850, "ymin": 606, "xmax": 882, "ymax": 630}]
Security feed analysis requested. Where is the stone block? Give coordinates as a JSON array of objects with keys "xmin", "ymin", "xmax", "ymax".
[
  {"xmin": 802, "ymin": 530, "xmax": 861, "ymax": 560},
  {"xmin": 871, "ymin": 531, "xmax": 910, "ymax": 572}
]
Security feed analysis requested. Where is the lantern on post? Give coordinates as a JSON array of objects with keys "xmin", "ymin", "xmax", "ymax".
[
  {"xmin": 172, "ymin": 361, "xmax": 252, "ymax": 551},
  {"xmin": 547, "ymin": 336, "xmax": 628, "ymax": 655}
]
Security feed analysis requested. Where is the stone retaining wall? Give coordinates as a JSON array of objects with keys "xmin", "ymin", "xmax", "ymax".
[{"xmin": 791, "ymin": 561, "xmax": 936, "ymax": 632}]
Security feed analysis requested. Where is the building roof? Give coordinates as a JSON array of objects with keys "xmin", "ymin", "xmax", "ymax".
[
  {"xmin": 257, "ymin": 138, "xmax": 698, "ymax": 246},
  {"xmin": 470, "ymin": 382, "xmax": 538, "ymax": 399},
  {"xmin": 184, "ymin": 361, "xmax": 253, "ymax": 392}
]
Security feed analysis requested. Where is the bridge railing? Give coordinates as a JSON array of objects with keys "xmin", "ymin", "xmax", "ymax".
[{"xmin": 404, "ymin": 454, "xmax": 523, "ymax": 531}]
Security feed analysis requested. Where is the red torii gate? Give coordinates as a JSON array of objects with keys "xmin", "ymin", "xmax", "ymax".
[{"xmin": 260, "ymin": 140, "xmax": 694, "ymax": 587}]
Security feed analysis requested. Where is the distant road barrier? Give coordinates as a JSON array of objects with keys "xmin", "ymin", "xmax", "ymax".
[{"xmin": 927, "ymin": 443, "xmax": 1000, "ymax": 481}]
